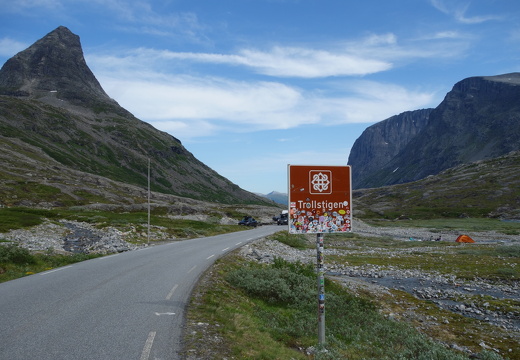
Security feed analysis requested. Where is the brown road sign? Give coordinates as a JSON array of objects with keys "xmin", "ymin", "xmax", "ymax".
[{"xmin": 288, "ymin": 165, "xmax": 352, "ymax": 234}]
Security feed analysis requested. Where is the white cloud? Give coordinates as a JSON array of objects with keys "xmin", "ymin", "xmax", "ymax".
[
  {"xmin": 421, "ymin": 31, "xmax": 465, "ymax": 40},
  {"xmin": 98, "ymin": 73, "xmax": 316, "ymax": 127},
  {"xmin": 151, "ymin": 119, "xmax": 217, "ymax": 139},
  {"xmin": 361, "ymin": 33, "xmax": 398, "ymax": 46},
  {"xmin": 87, "ymin": 0, "xmax": 209, "ymax": 43},
  {"xmin": 139, "ymin": 46, "xmax": 392, "ymax": 78},
  {"xmin": 430, "ymin": 0, "xmax": 501, "ymax": 24},
  {"xmin": 86, "ymin": 32, "xmax": 437, "ymax": 140},
  {"xmin": 235, "ymin": 47, "xmax": 393, "ymax": 78},
  {"xmin": 95, "ymin": 67, "xmax": 434, "ymax": 140},
  {"xmin": 0, "ymin": 37, "xmax": 28, "ymax": 57},
  {"xmin": 89, "ymin": 29, "xmax": 471, "ymax": 82},
  {"xmin": 349, "ymin": 32, "xmax": 470, "ymax": 62}
]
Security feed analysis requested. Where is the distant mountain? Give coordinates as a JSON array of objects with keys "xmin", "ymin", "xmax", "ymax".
[
  {"xmin": 348, "ymin": 73, "xmax": 520, "ymax": 189},
  {"xmin": 0, "ymin": 26, "xmax": 271, "ymax": 206},
  {"xmin": 259, "ymin": 191, "xmax": 288, "ymax": 205}
]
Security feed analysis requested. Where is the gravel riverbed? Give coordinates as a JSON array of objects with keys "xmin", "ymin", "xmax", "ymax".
[{"xmin": 1, "ymin": 220, "xmax": 145, "ymax": 254}]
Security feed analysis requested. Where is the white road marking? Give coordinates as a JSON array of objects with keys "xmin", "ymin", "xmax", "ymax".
[
  {"xmin": 236, "ymin": 242, "xmax": 242, "ymax": 245},
  {"xmin": 94, "ymin": 253, "xmax": 120, "ymax": 259},
  {"xmin": 187, "ymin": 265, "xmax": 197, "ymax": 274},
  {"xmin": 39, "ymin": 266, "xmax": 73, "ymax": 275},
  {"xmin": 222, "ymin": 247, "xmax": 229, "ymax": 252},
  {"xmin": 155, "ymin": 312, "xmax": 176, "ymax": 316},
  {"xmin": 206, "ymin": 254, "xmax": 215, "ymax": 260},
  {"xmin": 140, "ymin": 331, "xmax": 156, "ymax": 360},
  {"xmin": 166, "ymin": 284, "xmax": 178, "ymax": 300}
]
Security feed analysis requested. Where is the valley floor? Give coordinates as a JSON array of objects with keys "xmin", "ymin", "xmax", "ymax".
[{"xmin": 184, "ymin": 220, "xmax": 519, "ymax": 359}]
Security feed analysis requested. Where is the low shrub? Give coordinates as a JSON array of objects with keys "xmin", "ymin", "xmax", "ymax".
[
  {"xmin": 0, "ymin": 244, "xmax": 36, "ymax": 265},
  {"xmin": 269, "ymin": 231, "xmax": 310, "ymax": 249},
  {"xmin": 496, "ymin": 244, "xmax": 520, "ymax": 257},
  {"xmin": 226, "ymin": 260, "xmax": 315, "ymax": 307},
  {"xmin": 225, "ymin": 259, "xmax": 474, "ymax": 359}
]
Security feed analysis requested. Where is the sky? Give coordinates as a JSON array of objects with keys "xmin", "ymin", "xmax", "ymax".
[{"xmin": 1, "ymin": 0, "xmax": 519, "ymax": 195}]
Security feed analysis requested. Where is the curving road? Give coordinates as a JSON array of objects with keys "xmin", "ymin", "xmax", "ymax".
[{"xmin": 0, "ymin": 225, "xmax": 279, "ymax": 360}]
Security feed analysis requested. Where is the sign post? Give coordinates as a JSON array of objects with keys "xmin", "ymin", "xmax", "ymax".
[
  {"xmin": 287, "ymin": 165, "xmax": 352, "ymax": 345},
  {"xmin": 317, "ymin": 232, "xmax": 325, "ymax": 344}
]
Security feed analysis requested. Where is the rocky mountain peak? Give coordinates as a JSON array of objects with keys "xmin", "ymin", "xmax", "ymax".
[
  {"xmin": 0, "ymin": 26, "xmax": 111, "ymax": 105},
  {"xmin": 0, "ymin": 26, "xmax": 271, "ymax": 206},
  {"xmin": 348, "ymin": 108, "xmax": 432, "ymax": 189}
]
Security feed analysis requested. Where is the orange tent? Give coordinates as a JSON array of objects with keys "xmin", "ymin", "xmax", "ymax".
[{"xmin": 456, "ymin": 235, "xmax": 475, "ymax": 243}]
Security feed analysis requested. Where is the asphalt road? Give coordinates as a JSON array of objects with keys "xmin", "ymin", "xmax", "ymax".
[{"xmin": 0, "ymin": 225, "xmax": 279, "ymax": 360}]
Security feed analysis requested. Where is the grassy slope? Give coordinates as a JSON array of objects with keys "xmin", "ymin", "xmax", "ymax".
[{"xmin": 353, "ymin": 151, "xmax": 520, "ymax": 220}]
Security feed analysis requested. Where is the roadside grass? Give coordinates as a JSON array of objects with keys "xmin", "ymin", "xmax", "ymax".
[
  {"xmin": 364, "ymin": 218, "xmax": 520, "ymax": 235},
  {"xmin": 0, "ymin": 206, "xmax": 249, "ymax": 282},
  {"xmin": 0, "ymin": 244, "xmax": 101, "ymax": 283},
  {"xmin": 270, "ymin": 231, "xmax": 311, "ymax": 250},
  {"xmin": 185, "ymin": 258, "xmax": 310, "ymax": 359},
  {"xmin": 326, "ymin": 232, "xmax": 458, "ymax": 249},
  {"xmin": 325, "ymin": 234, "xmax": 520, "ymax": 282},
  {"xmin": 184, "ymin": 254, "xmax": 504, "ymax": 359}
]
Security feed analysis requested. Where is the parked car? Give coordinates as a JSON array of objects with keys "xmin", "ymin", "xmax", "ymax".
[
  {"xmin": 277, "ymin": 213, "xmax": 288, "ymax": 225},
  {"xmin": 238, "ymin": 216, "xmax": 258, "ymax": 227},
  {"xmin": 273, "ymin": 210, "xmax": 288, "ymax": 225}
]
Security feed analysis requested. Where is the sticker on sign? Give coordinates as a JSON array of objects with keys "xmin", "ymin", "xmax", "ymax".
[{"xmin": 288, "ymin": 165, "xmax": 352, "ymax": 234}]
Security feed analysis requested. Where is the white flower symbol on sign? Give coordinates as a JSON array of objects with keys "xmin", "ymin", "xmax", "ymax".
[{"xmin": 311, "ymin": 172, "xmax": 330, "ymax": 193}]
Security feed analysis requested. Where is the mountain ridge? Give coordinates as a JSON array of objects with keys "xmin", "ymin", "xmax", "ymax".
[{"xmin": 0, "ymin": 26, "xmax": 272, "ymax": 206}]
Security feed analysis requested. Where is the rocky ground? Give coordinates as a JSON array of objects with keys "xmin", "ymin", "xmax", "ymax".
[
  {"xmin": 0, "ymin": 206, "xmax": 278, "ymax": 254},
  {"xmin": 1, "ymin": 219, "xmax": 147, "ymax": 254}
]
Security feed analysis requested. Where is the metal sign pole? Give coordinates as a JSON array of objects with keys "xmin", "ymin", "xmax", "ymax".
[{"xmin": 317, "ymin": 233, "xmax": 325, "ymax": 344}]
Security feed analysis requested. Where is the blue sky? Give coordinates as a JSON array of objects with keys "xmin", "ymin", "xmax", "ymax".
[{"xmin": 1, "ymin": 1, "xmax": 519, "ymax": 195}]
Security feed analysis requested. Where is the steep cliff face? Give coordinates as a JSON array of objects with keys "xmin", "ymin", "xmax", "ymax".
[
  {"xmin": 348, "ymin": 109, "xmax": 432, "ymax": 189},
  {"xmin": 349, "ymin": 73, "xmax": 520, "ymax": 189},
  {"xmin": 0, "ymin": 26, "xmax": 270, "ymax": 205},
  {"xmin": 0, "ymin": 26, "xmax": 111, "ymax": 106}
]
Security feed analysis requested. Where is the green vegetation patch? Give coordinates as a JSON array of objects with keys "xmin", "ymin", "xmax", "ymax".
[
  {"xmin": 54, "ymin": 208, "xmax": 246, "ymax": 241},
  {"xmin": 184, "ymin": 255, "xmax": 498, "ymax": 359},
  {"xmin": 0, "ymin": 207, "xmax": 247, "ymax": 247},
  {"xmin": 270, "ymin": 231, "xmax": 311, "ymax": 250},
  {"xmin": 0, "ymin": 182, "xmax": 73, "ymax": 208},
  {"xmin": 326, "ymin": 234, "xmax": 519, "ymax": 282},
  {"xmin": 364, "ymin": 218, "xmax": 520, "ymax": 234},
  {"xmin": 0, "ymin": 207, "xmax": 58, "ymax": 232},
  {"xmin": 0, "ymin": 244, "xmax": 101, "ymax": 283}
]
